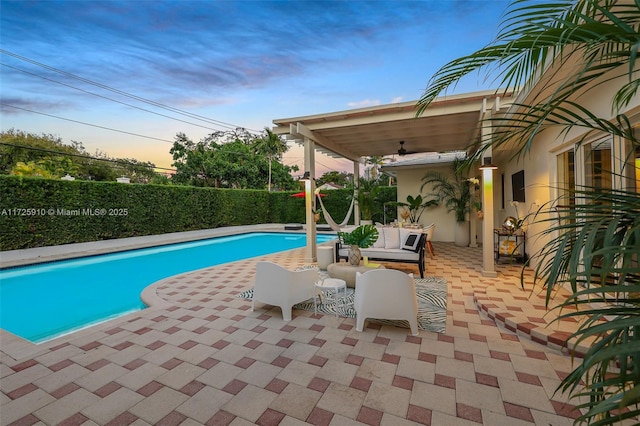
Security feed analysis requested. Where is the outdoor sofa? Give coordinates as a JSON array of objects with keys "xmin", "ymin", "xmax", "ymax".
[{"xmin": 334, "ymin": 225, "xmax": 427, "ymax": 278}]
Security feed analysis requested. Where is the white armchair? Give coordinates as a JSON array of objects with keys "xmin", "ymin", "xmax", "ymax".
[
  {"xmin": 251, "ymin": 261, "xmax": 318, "ymax": 321},
  {"xmin": 354, "ymin": 269, "xmax": 419, "ymax": 335}
]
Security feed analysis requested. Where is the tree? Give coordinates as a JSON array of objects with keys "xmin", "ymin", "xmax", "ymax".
[
  {"xmin": 0, "ymin": 129, "xmax": 158, "ymax": 182},
  {"xmin": 112, "ymin": 158, "xmax": 157, "ymax": 184},
  {"xmin": 417, "ymin": 1, "xmax": 639, "ymax": 423},
  {"xmin": 421, "ymin": 159, "xmax": 476, "ymax": 223},
  {"xmin": 364, "ymin": 155, "xmax": 384, "ymax": 180},
  {"xmin": 1, "ymin": 129, "xmax": 80, "ymax": 177},
  {"xmin": 356, "ymin": 177, "xmax": 381, "ymax": 222},
  {"xmin": 10, "ymin": 161, "xmax": 56, "ymax": 178},
  {"xmin": 80, "ymin": 150, "xmax": 119, "ymax": 181},
  {"xmin": 316, "ymin": 171, "xmax": 352, "ymax": 188},
  {"xmin": 253, "ymin": 127, "xmax": 288, "ymax": 191},
  {"xmin": 170, "ymin": 130, "xmax": 298, "ymax": 189}
]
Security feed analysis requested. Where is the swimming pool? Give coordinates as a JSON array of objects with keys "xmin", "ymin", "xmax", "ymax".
[{"xmin": 0, "ymin": 232, "xmax": 335, "ymax": 343}]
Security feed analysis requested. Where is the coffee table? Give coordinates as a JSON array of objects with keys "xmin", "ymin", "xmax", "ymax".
[{"xmin": 326, "ymin": 262, "xmax": 386, "ymax": 288}]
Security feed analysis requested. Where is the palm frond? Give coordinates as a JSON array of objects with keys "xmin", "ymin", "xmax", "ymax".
[
  {"xmin": 417, "ymin": 0, "xmax": 640, "ymax": 117},
  {"xmin": 523, "ymin": 185, "xmax": 640, "ymax": 424},
  {"xmin": 418, "ymin": 1, "xmax": 640, "ymax": 423}
]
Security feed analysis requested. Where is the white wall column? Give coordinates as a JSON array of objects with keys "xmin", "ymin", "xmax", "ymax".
[
  {"xmin": 481, "ymin": 107, "xmax": 497, "ymax": 277},
  {"xmin": 304, "ymin": 137, "xmax": 317, "ymax": 262},
  {"xmin": 353, "ymin": 160, "xmax": 360, "ymax": 226},
  {"xmin": 469, "ymin": 184, "xmax": 478, "ymax": 248},
  {"xmin": 481, "ymin": 161, "xmax": 497, "ymax": 277}
]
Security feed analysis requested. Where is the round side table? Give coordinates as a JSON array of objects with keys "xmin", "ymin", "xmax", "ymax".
[{"xmin": 315, "ymin": 278, "xmax": 347, "ymax": 316}]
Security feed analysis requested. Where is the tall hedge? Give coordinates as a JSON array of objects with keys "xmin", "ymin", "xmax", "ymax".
[{"xmin": 0, "ymin": 175, "xmax": 397, "ymax": 250}]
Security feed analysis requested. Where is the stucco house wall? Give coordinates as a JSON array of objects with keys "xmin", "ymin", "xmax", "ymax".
[
  {"xmin": 394, "ymin": 165, "xmax": 484, "ymax": 243},
  {"xmin": 493, "ymin": 65, "xmax": 640, "ymax": 267}
]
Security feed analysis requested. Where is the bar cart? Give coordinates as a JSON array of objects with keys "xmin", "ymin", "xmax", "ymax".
[{"xmin": 494, "ymin": 228, "xmax": 527, "ymax": 263}]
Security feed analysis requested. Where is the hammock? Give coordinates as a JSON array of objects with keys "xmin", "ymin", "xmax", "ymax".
[{"xmin": 316, "ymin": 193, "xmax": 354, "ymax": 231}]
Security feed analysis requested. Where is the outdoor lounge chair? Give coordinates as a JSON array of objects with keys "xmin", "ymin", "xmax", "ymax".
[
  {"xmin": 354, "ymin": 269, "xmax": 419, "ymax": 335},
  {"xmin": 251, "ymin": 261, "xmax": 318, "ymax": 321}
]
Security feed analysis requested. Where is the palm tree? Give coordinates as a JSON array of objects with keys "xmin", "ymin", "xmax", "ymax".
[
  {"xmin": 364, "ymin": 155, "xmax": 385, "ymax": 180},
  {"xmin": 421, "ymin": 159, "xmax": 475, "ymax": 223},
  {"xmin": 254, "ymin": 128, "xmax": 288, "ymax": 191},
  {"xmin": 417, "ymin": 1, "xmax": 639, "ymax": 424}
]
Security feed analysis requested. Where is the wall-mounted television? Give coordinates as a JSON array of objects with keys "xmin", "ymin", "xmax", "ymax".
[{"xmin": 512, "ymin": 170, "xmax": 525, "ymax": 202}]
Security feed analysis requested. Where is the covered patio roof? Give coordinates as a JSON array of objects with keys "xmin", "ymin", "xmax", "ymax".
[
  {"xmin": 272, "ymin": 89, "xmax": 512, "ymax": 162},
  {"xmin": 272, "ymin": 89, "xmax": 512, "ymax": 277}
]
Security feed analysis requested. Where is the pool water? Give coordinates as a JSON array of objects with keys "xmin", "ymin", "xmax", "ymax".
[{"xmin": 0, "ymin": 232, "xmax": 335, "ymax": 343}]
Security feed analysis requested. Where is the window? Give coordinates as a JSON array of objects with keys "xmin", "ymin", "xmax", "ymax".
[
  {"xmin": 557, "ymin": 149, "xmax": 575, "ymax": 207},
  {"xmin": 635, "ymin": 144, "xmax": 640, "ymax": 193},
  {"xmin": 631, "ymin": 127, "xmax": 640, "ymax": 193},
  {"xmin": 584, "ymin": 138, "xmax": 612, "ymax": 191},
  {"xmin": 511, "ymin": 170, "xmax": 525, "ymax": 203}
]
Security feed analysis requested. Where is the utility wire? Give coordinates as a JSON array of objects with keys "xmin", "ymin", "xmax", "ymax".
[
  {"xmin": 0, "ymin": 49, "xmax": 262, "ymax": 133},
  {"xmin": 0, "ymin": 112, "xmax": 295, "ymax": 169},
  {"xmin": 1, "ymin": 140, "xmax": 300, "ymax": 174},
  {"xmin": 1, "ymin": 103, "xmax": 175, "ymax": 143},
  {"xmin": 1, "ymin": 62, "xmax": 233, "ymax": 133},
  {"xmin": 0, "ymin": 142, "xmax": 176, "ymax": 172}
]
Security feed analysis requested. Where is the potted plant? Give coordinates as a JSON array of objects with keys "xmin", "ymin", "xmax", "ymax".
[
  {"xmin": 391, "ymin": 194, "xmax": 438, "ymax": 224},
  {"xmin": 337, "ymin": 224, "xmax": 379, "ymax": 265},
  {"xmin": 357, "ymin": 178, "xmax": 380, "ymax": 224},
  {"xmin": 421, "ymin": 159, "xmax": 477, "ymax": 246},
  {"xmin": 473, "ymin": 201, "xmax": 483, "ymax": 220}
]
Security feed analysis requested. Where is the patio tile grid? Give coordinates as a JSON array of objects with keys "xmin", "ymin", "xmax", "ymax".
[
  {"xmin": 472, "ymin": 272, "xmax": 596, "ymax": 358},
  {"xmin": 1, "ymin": 242, "xmax": 636, "ymax": 425}
]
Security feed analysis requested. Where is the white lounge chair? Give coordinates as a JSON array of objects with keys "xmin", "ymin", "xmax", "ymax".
[
  {"xmin": 354, "ymin": 269, "xmax": 419, "ymax": 335},
  {"xmin": 251, "ymin": 261, "xmax": 318, "ymax": 321}
]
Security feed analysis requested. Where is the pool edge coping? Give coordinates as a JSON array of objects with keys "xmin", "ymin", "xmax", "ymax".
[
  {"xmin": 0, "ymin": 224, "xmax": 291, "ymax": 269},
  {"xmin": 0, "ymin": 226, "xmax": 338, "ymax": 360}
]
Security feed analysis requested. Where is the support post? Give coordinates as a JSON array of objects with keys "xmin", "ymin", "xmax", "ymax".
[
  {"xmin": 480, "ymin": 112, "xmax": 497, "ymax": 277},
  {"xmin": 469, "ymin": 183, "xmax": 478, "ymax": 248},
  {"xmin": 481, "ymin": 162, "xmax": 497, "ymax": 277},
  {"xmin": 304, "ymin": 137, "xmax": 317, "ymax": 262},
  {"xmin": 353, "ymin": 160, "xmax": 360, "ymax": 226}
]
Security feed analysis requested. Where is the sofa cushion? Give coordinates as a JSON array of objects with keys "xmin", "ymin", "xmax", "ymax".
[
  {"xmin": 372, "ymin": 226, "xmax": 386, "ymax": 248},
  {"xmin": 338, "ymin": 247, "xmax": 420, "ymax": 262},
  {"xmin": 383, "ymin": 227, "xmax": 401, "ymax": 249},
  {"xmin": 364, "ymin": 248, "xmax": 419, "ymax": 261}
]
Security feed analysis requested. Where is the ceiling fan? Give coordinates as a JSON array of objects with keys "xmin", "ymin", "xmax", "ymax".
[{"xmin": 397, "ymin": 141, "xmax": 416, "ymax": 156}]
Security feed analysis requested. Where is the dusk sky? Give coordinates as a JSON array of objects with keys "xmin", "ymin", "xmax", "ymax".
[{"xmin": 1, "ymin": 0, "xmax": 510, "ymax": 176}]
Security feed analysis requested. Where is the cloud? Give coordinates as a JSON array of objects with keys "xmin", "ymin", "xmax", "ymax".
[
  {"xmin": 0, "ymin": 0, "xmax": 507, "ymax": 168},
  {"xmin": 0, "ymin": 1, "xmax": 436, "ymax": 98},
  {"xmin": 347, "ymin": 99, "xmax": 381, "ymax": 108},
  {"xmin": 0, "ymin": 97, "xmax": 72, "ymax": 115}
]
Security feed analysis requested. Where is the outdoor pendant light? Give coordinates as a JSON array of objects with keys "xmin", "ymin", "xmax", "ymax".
[{"xmin": 479, "ymin": 157, "xmax": 497, "ymax": 170}]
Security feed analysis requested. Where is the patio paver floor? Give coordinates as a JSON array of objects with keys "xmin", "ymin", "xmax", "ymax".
[{"xmin": 1, "ymin": 238, "xmax": 636, "ymax": 425}]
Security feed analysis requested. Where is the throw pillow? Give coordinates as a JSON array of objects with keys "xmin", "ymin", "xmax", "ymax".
[
  {"xmin": 400, "ymin": 228, "xmax": 422, "ymax": 252},
  {"xmin": 373, "ymin": 227, "xmax": 386, "ymax": 248},
  {"xmin": 383, "ymin": 227, "xmax": 401, "ymax": 249}
]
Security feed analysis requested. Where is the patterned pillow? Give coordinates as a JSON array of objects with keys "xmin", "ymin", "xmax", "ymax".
[{"xmin": 400, "ymin": 228, "xmax": 422, "ymax": 252}]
